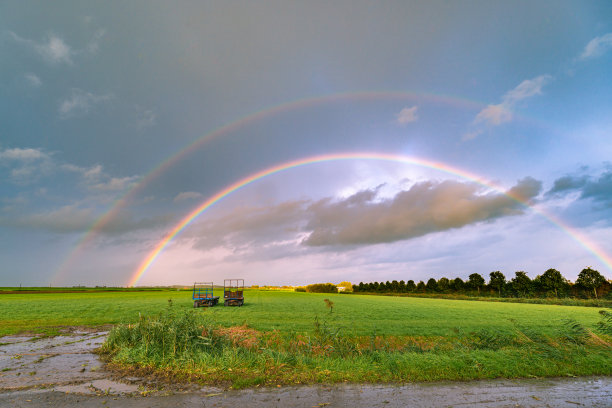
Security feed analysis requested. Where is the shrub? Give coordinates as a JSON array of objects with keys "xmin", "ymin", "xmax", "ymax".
[{"xmin": 306, "ymin": 283, "xmax": 338, "ymax": 293}]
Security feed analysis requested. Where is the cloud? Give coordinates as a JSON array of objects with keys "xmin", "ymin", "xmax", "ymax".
[
  {"xmin": 1, "ymin": 147, "xmax": 139, "ymax": 194},
  {"xmin": 174, "ymin": 191, "xmax": 204, "ymax": 202},
  {"xmin": 24, "ymin": 73, "xmax": 42, "ymax": 87},
  {"xmin": 547, "ymin": 167, "xmax": 612, "ymax": 206},
  {"xmin": 188, "ymin": 178, "xmax": 542, "ymax": 253},
  {"xmin": 304, "ymin": 178, "xmax": 541, "ymax": 246},
  {"xmin": 9, "ymin": 28, "xmax": 105, "ymax": 65},
  {"xmin": 396, "ymin": 106, "xmax": 418, "ymax": 124},
  {"xmin": 502, "ymin": 75, "xmax": 551, "ymax": 103},
  {"xmin": 9, "ymin": 31, "xmax": 73, "ymax": 65},
  {"xmin": 89, "ymin": 176, "xmax": 139, "ymax": 192},
  {"xmin": 579, "ymin": 33, "xmax": 612, "ymax": 60},
  {"xmin": 190, "ymin": 200, "xmax": 307, "ymax": 251},
  {"xmin": 58, "ymin": 88, "xmax": 112, "ymax": 118},
  {"xmin": 474, "ymin": 104, "xmax": 513, "ymax": 126},
  {"xmin": 86, "ymin": 29, "xmax": 106, "ymax": 54},
  {"xmin": 62, "ymin": 162, "xmax": 138, "ymax": 191},
  {"xmin": 473, "ymin": 75, "xmax": 552, "ymax": 127},
  {"xmin": 546, "ymin": 175, "xmax": 588, "ymax": 196},
  {"xmin": 135, "ymin": 106, "xmax": 157, "ymax": 129},
  {"xmin": 2, "ymin": 205, "xmax": 97, "ymax": 233},
  {"xmin": 0, "ymin": 147, "xmax": 54, "ymax": 184},
  {"xmin": 0, "ymin": 147, "xmax": 48, "ymax": 161}
]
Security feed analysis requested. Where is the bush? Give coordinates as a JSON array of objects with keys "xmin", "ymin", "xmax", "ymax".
[
  {"xmin": 306, "ymin": 283, "xmax": 338, "ymax": 293},
  {"xmin": 294, "ymin": 287, "xmax": 306, "ymax": 292}
]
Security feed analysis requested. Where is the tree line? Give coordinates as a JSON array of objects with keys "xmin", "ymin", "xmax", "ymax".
[{"xmin": 353, "ymin": 267, "xmax": 611, "ymax": 299}]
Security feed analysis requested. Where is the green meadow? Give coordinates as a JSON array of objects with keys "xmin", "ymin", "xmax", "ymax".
[{"xmin": 1, "ymin": 289, "xmax": 611, "ymax": 386}]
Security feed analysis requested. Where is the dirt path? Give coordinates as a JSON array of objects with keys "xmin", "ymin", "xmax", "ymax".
[{"xmin": 1, "ymin": 332, "xmax": 611, "ymax": 407}]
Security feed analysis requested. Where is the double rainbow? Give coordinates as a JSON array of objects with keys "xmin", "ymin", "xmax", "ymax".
[
  {"xmin": 128, "ymin": 152, "xmax": 612, "ymax": 287},
  {"xmin": 53, "ymin": 90, "xmax": 487, "ymax": 284}
]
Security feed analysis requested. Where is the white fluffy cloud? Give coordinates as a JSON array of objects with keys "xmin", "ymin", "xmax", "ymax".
[
  {"xmin": 58, "ymin": 88, "xmax": 113, "ymax": 118},
  {"xmin": 9, "ymin": 31, "xmax": 73, "ymax": 65},
  {"xmin": 0, "ymin": 147, "xmax": 48, "ymax": 161},
  {"xmin": 473, "ymin": 74, "xmax": 552, "ymax": 128},
  {"xmin": 474, "ymin": 104, "xmax": 513, "ymax": 126},
  {"xmin": 24, "ymin": 73, "xmax": 42, "ymax": 87},
  {"xmin": 396, "ymin": 106, "xmax": 418, "ymax": 124},
  {"xmin": 89, "ymin": 176, "xmax": 139, "ymax": 192},
  {"xmin": 9, "ymin": 29, "xmax": 106, "ymax": 65},
  {"xmin": 579, "ymin": 33, "xmax": 612, "ymax": 60}
]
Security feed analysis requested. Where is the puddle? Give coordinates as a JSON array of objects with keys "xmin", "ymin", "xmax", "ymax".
[
  {"xmin": 0, "ymin": 332, "xmax": 108, "ymax": 391},
  {"xmin": 56, "ymin": 379, "xmax": 139, "ymax": 395}
]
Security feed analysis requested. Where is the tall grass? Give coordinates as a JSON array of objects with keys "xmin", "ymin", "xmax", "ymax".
[{"xmin": 101, "ymin": 307, "xmax": 612, "ymax": 388}]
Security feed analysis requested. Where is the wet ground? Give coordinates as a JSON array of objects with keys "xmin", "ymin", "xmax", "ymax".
[{"xmin": 1, "ymin": 332, "xmax": 611, "ymax": 407}]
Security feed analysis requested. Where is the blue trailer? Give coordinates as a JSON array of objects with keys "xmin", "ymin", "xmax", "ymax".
[{"xmin": 192, "ymin": 282, "xmax": 219, "ymax": 307}]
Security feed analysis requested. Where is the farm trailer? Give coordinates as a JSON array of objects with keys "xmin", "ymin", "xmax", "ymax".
[
  {"xmin": 223, "ymin": 279, "xmax": 245, "ymax": 306},
  {"xmin": 192, "ymin": 282, "xmax": 220, "ymax": 307}
]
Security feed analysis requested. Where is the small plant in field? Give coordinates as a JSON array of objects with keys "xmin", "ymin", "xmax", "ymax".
[
  {"xmin": 561, "ymin": 319, "xmax": 590, "ymax": 345},
  {"xmin": 323, "ymin": 298, "xmax": 334, "ymax": 313},
  {"xmin": 167, "ymin": 299, "xmax": 173, "ymax": 307},
  {"xmin": 597, "ymin": 309, "xmax": 612, "ymax": 335}
]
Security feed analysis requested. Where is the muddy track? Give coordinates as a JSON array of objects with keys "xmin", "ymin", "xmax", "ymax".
[{"xmin": 1, "ymin": 332, "xmax": 611, "ymax": 407}]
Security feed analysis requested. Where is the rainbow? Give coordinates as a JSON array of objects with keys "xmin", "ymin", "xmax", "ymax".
[
  {"xmin": 52, "ymin": 90, "xmax": 490, "ymax": 285},
  {"xmin": 129, "ymin": 152, "xmax": 612, "ymax": 287}
]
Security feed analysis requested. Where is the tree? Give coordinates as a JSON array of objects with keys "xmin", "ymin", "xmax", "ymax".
[
  {"xmin": 489, "ymin": 271, "xmax": 506, "ymax": 297},
  {"xmin": 438, "ymin": 277, "xmax": 450, "ymax": 292},
  {"xmin": 539, "ymin": 268, "xmax": 566, "ymax": 298},
  {"xmin": 416, "ymin": 280, "xmax": 426, "ymax": 292},
  {"xmin": 426, "ymin": 278, "xmax": 438, "ymax": 292},
  {"xmin": 406, "ymin": 280, "xmax": 416, "ymax": 292},
  {"xmin": 576, "ymin": 267, "xmax": 606, "ymax": 299},
  {"xmin": 511, "ymin": 271, "xmax": 532, "ymax": 298},
  {"xmin": 468, "ymin": 273, "xmax": 485, "ymax": 295},
  {"xmin": 391, "ymin": 280, "xmax": 399, "ymax": 292},
  {"xmin": 450, "ymin": 277, "xmax": 464, "ymax": 292},
  {"xmin": 399, "ymin": 280, "xmax": 406, "ymax": 292},
  {"xmin": 338, "ymin": 281, "xmax": 353, "ymax": 292}
]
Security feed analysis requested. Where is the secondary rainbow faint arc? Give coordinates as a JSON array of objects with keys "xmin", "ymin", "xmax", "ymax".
[
  {"xmin": 129, "ymin": 152, "xmax": 612, "ymax": 286},
  {"xmin": 53, "ymin": 90, "xmax": 487, "ymax": 284}
]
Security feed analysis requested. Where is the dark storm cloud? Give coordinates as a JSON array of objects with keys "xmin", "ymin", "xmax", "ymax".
[
  {"xmin": 304, "ymin": 178, "xmax": 542, "ymax": 246},
  {"xmin": 547, "ymin": 168, "xmax": 612, "ymax": 206},
  {"xmin": 188, "ymin": 178, "xmax": 542, "ymax": 252}
]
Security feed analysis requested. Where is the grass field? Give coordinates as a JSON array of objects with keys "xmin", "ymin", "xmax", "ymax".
[
  {"xmin": 1, "ymin": 289, "xmax": 611, "ymax": 386},
  {"xmin": 0, "ymin": 289, "xmax": 606, "ymax": 336}
]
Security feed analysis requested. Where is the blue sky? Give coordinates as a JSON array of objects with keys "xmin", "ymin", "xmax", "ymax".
[{"xmin": 1, "ymin": 1, "xmax": 611, "ymax": 286}]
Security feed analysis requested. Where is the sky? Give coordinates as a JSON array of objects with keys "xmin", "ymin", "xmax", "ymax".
[{"xmin": 1, "ymin": 1, "xmax": 612, "ymax": 287}]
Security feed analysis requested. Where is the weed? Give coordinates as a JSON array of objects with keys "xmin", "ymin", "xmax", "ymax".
[
  {"xmin": 561, "ymin": 319, "xmax": 590, "ymax": 345},
  {"xmin": 323, "ymin": 298, "xmax": 334, "ymax": 313},
  {"xmin": 467, "ymin": 329, "xmax": 513, "ymax": 350},
  {"xmin": 597, "ymin": 309, "xmax": 612, "ymax": 335}
]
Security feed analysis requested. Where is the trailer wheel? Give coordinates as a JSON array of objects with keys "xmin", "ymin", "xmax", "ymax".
[{"xmin": 194, "ymin": 301, "xmax": 199, "ymax": 308}]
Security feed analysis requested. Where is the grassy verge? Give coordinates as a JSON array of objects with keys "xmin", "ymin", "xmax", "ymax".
[
  {"xmin": 101, "ymin": 307, "xmax": 612, "ymax": 388},
  {"xmin": 348, "ymin": 291, "xmax": 612, "ymax": 308}
]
